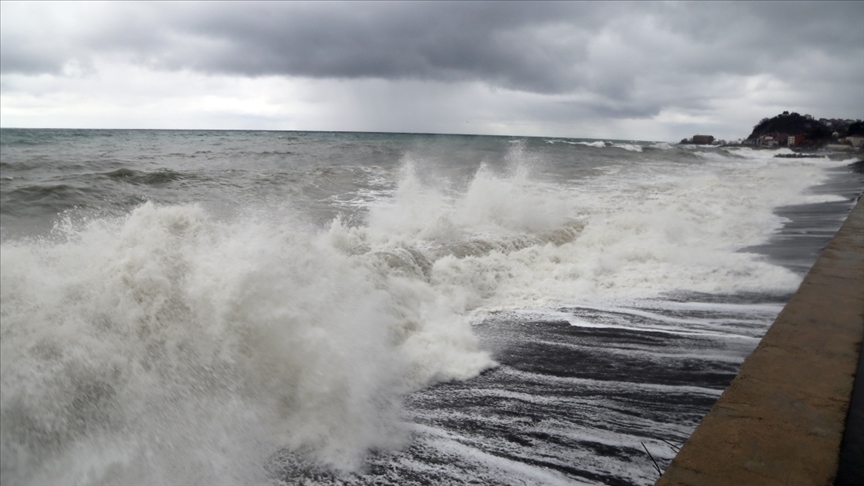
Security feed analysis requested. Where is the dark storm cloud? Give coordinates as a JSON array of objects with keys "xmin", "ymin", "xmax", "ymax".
[
  {"xmin": 0, "ymin": 3, "xmax": 603, "ymax": 93},
  {"xmin": 1, "ymin": 1, "xmax": 861, "ymax": 132},
  {"xmin": 4, "ymin": 2, "xmax": 858, "ymax": 89},
  {"xmin": 178, "ymin": 2, "xmax": 624, "ymax": 94}
]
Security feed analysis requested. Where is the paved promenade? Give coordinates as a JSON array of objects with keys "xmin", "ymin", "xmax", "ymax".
[{"xmin": 657, "ymin": 198, "xmax": 864, "ymax": 486}]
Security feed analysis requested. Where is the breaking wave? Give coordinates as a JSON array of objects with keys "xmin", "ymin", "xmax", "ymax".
[{"xmin": 0, "ymin": 147, "xmax": 850, "ymax": 484}]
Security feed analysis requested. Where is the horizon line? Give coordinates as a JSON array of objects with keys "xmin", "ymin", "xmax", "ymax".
[{"xmin": 0, "ymin": 127, "xmax": 666, "ymax": 144}]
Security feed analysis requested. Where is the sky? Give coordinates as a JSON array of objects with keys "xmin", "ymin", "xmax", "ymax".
[{"xmin": 1, "ymin": 1, "xmax": 862, "ymax": 141}]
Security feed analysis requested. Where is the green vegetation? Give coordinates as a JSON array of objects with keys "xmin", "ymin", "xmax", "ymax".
[
  {"xmin": 847, "ymin": 120, "xmax": 864, "ymax": 136},
  {"xmin": 745, "ymin": 112, "xmax": 863, "ymax": 148},
  {"xmin": 747, "ymin": 112, "xmax": 830, "ymax": 142}
]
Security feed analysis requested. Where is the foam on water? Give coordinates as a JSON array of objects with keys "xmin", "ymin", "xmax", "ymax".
[
  {"xmin": 547, "ymin": 140, "xmax": 644, "ymax": 152},
  {"xmin": 0, "ymin": 140, "xmax": 854, "ymax": 483},
  {"xmin": 579, "ymin": 141, "xmax": 607, "ymax": 148},
  {"xmin": 649, "ymin": 142, "xmax": 675, "ymax": 150},
  {"xmin": 1, "ymin": 202, "xmax": 495, "ymax": 484},
  {"xmin": 610, "ymin": 143, "xmax": 643, "ymax": 152}
]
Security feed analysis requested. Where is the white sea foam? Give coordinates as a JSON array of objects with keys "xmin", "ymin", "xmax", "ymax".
[
  {"xmin": 0, "ymin": 201, "xmax": 494, "ymax": 484},
  {"xmin": 611, "ymin": 143, "xmax": 643, "ymax": 152},
  {"xmin": 650, "ymin": 142, "xmax": 675, "ymax": 150},
  {"xmin": 0, "ymin": 144, "xmax": 850, "ymax": 483},
  {"xmin": 574, "ymin": 141, "xmax": 607, "ymax": 148}
]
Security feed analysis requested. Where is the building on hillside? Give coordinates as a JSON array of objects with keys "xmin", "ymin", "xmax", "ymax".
[
  {"xmin": 691, "ymin": 135, "xmax": 715, "ymax": 144},
  {"xmin": 758, "ymin": 133, "xmax": 790, "ymax": 147},
  {"xmin": 788, "ymin": 134, "xmax": 806, "ymax": 147},
  {"xmin": 845, "ymin": 136, "xmax": 864, "ymax": 148}
]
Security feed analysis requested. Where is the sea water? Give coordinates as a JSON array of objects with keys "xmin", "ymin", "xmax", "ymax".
[{"xmin": 1, "ymin": 129, "xmax": 860, "ymax": 485}]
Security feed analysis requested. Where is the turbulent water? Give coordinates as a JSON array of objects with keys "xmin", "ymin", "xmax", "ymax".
[{"xmin": 1, "ymin": 129, "xmax": 861, "ymax": 485}]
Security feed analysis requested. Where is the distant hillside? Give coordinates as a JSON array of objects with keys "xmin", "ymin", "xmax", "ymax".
[
  {"xmin": 848, "ymin": 120, "xmax": 864, "ymax": 136},
  {"xmin": 747, "ymin": 112, "xmax": 831, "ymax": 141}
]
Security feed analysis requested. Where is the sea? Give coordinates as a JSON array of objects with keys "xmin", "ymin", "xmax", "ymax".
[{"xmin": 1, "ymin": 129, "xmax": 861, "ymax": 486}]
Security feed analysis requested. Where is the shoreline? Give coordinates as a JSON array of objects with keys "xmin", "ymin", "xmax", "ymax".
[
  {"xmin": 656, "ymin": 198, "xmax": 864, "ymax": 486},
  {"xmin": 743, "ymin": 160, "xmax": 863, "ymax": 276}
]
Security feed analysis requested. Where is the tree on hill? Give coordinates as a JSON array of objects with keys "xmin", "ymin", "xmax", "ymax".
[
  {"xmin": 848, "ymin": 120, "xmax": 864, "ymax": 136},
  {"xmin": 747, "ymin": 111, "xmax": 831, "ymax": 142}
]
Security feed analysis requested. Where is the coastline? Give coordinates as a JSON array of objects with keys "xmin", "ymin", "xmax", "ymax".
[
  {"xmin": 656, "ymin": 196, "xmax": 864, "ymax": 485},
  {"xmin": 743, "ymin": 159, "xmax": 864, "ymax": 276},
  {"xmin": 2, "ymin": 131, "xmax": 861, "ymax": 484}
]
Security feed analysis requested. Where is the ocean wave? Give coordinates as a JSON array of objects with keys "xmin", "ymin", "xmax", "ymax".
[
  {"xmin": 610, "ymin": 143, "xmax": 643, "ymax": 152},
  {"xmin": 0, "ymin": 200, "xmax": 497, "ymax": 484},
  {"xmin": 549, "ymin": 140, "xmax": 644, "ymax": 152},
  {"xmin": 1, "ymin": 142, "xmax": 851, "ymax": 483},
  {"xmin": 578, "ymin": 141, "xmax": 607, "ymax": 148},
  {"xmin": 103, "ymin": 168, "xmax": 187, "ymax": 185},
  {"xmin": 649, "ymin": 142, "xmax": 675, "ymax": 150},
  {"xmin": 0, "ymin": 184, "xmax": 107, "ymax": 215}
]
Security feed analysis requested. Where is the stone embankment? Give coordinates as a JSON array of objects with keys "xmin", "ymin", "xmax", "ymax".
[{"xmin": 657, "ymin": 198, "xmax": 864, "ymax": 486}]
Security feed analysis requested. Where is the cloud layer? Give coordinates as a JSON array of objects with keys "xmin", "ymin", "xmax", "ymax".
[{"xmin": 2, "ymin": 2, "xmax": 862, "ymax": 139}]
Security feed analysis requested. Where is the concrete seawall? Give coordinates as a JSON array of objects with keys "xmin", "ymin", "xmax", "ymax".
[{"xmin": 657, "ymin": 198, "xmax": 864, "ymax": 486}]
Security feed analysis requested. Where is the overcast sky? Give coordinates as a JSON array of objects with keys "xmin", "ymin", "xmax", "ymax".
[{"xmin": 1, "ymin": 1, "xmax": 862, "ymax": 141}]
